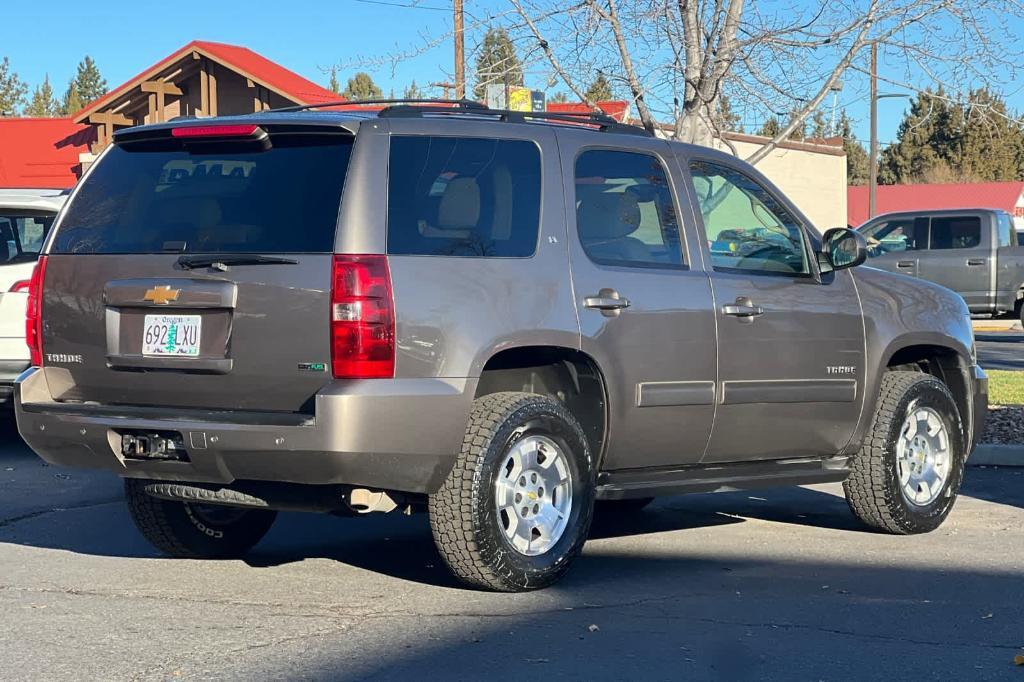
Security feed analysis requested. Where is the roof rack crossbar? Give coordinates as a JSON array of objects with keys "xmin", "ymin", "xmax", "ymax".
[
  {"xmin": 267, "ymin": 98, "xmax": 487, "ymax": 113},
  {"xmin": 378, "ymin": 104, "xmax": 651, "ymax": 137}
]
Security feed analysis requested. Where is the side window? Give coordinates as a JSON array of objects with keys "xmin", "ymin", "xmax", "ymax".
[
  {"xmin": 387, "ymin": 136, "xmax": 541, "ymax": 257},
  {"xmin": 574, "ymin": 149, "xmax": 683, "ymax": 268},
  {"xmin": 0, "ymin": 214, "xmax": 54, "ymax": 263},
  {"xmin": 688, "ymin": 160, "xmax": 810, "ymax": 276},
  {"xmin": 862, "ymin": 218, "xmax": 922, "ymax": 256},
  {"xmin": 997, "ymin": 212, "xmax": 1017, "ymax": 247},
  {"xmin": 929, "ymin": 216, "xmax": 981, "ymax": 250}
]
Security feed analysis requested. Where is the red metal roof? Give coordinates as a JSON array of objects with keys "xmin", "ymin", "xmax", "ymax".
[
  {"xmin": 848, "ymin": 182, "xmax": 1024, "ymax": 226},
  {"xmin": 0, "ymin": 118, "xmax": 94, "ymax": 189},
  {"xmin": 74, "ymin": 40, "xmax": 340, "ymax": 123},
  {"xmin": 546, "ymin": 101, "xmax": 630, "ymax": 123}
]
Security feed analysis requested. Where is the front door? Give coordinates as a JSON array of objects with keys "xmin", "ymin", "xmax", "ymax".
[
  {"xmin": 557, "ymin": 131, "xmax": 717, "ymax": 470},
  {"xmin": 861, "ymin": 215, "xmax": 927, "ymax": 279},
  {"xmin": 685, "ymin": 158, "xmax": 865, "ymax": 462}
]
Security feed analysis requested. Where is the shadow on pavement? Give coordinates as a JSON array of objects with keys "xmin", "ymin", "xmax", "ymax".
[{"xmin": 221, "ymin": 552, "xmax": 1024, "ymax": 681}]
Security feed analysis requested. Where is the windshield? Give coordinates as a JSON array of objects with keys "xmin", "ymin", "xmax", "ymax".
[{"xmin": 51, "ymin": 134, "xmax": 352, "ymax": 255}]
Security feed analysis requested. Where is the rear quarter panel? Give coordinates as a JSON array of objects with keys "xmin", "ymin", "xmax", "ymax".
[{"xmin": 343, "ymin": 118, "xmax": 580, "ymax": 380}]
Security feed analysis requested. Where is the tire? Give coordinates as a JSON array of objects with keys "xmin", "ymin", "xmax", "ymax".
[
  {"xmin": 596, "ymin": 497, "xmax": 655, "ymax": 513},
  {"xmin": 124, "ymin": 479, "xmax": 277, "ymax": 559},
  {"xmin": 844, "ymin": 371, "xmax": 965, "ymax": 535},
  {"xmin": 429, "ymin": 392, "xmax": 596, "ymax": 592}
]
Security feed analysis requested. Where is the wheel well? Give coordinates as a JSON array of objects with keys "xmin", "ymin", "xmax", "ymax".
[
  {"xmin": 886, "ymin": 344, "xmax": 972, "ymax": 439},
  {"xmin": 476, "ymin": 347, "xmax": 607, "ymax": 466}
]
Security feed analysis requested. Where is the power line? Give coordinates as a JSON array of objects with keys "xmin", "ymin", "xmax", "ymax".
[{"xmin": 351, "ymin": 0, "xmax": 449, "ymax": 11}]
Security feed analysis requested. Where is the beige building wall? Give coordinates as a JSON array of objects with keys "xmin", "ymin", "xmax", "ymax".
[{"xmin": 718, "ymin": 134, "xmax": 848, "ymax": 235}]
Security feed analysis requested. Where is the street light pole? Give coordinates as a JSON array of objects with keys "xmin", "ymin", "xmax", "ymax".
[{"xmin": 869, "ymin": 42, "xmax": 878, "ymax": 219}]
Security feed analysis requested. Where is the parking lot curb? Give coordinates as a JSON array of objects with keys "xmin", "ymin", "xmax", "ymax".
[{"xmin": 969, "ymin": 443, "xmax": 1024, "ymax": 467}]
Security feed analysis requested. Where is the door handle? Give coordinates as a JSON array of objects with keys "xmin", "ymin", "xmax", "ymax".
[
  {"xmin": 584, "ymin": 289, "xmax": 630, "ymax": 317},
  {"xmin": 967, "ymin": 258, "xmax": 986, "ymax": 266},
  {"xmin": 722, "ymin": 296, "xmax": 764, "ymax": 318},
  {"xmin": 896, "ymin": 260, "xmax": 915, "ymax": 268}
]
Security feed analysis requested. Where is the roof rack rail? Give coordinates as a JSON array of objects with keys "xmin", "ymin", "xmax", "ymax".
[
  {"xmin": 267, "ymin": 98, "xmax": 487, "ymax": 113},
  {"xmin": 378, "ymin": 104, "xmax": 651, "ymax": 137}
]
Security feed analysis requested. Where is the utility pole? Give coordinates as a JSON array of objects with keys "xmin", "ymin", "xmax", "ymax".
[
  {"xmin": 454, "ymin": 0, "xmax": 465, "ymax": 99},
  {"xmin": 869, "ymin": 41, "xmax": 878, "ymax": 220}
]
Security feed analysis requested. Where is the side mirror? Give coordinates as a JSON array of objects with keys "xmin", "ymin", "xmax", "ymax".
[{"xmin": 820, "ymin": 227, "xmax": 868, "ymax": 273}]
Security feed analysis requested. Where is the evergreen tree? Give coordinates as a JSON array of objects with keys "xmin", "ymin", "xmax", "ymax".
[
  {"xmin": 547, "ymin": 91, "xmax": 569, "ymax": 103},
  {"xmin": 328, "ymin": 67, "xmax": 341, "ymax": 95},
  {"xmin": 959, "ymin": 88, "xmax": 1024, "ymax": 181},
  {"xmin": 757, "ymin": 116, "xmax": 781, "ymax": 138},
  {"xmin": 838, "ymin": 110, "xmax": 870, "ymax": 185},
  {"xmin": 403, "ymin": 80, "xmax": 424, "ymax": 99},
  {"xmin": 584, "ymin": 73, "xmax": 613, "ymax": 102},
  {"xmin": 717, "ymin": 94, "xmax": 741, "ymax": 132},
  {"xmin": 0, "ymin": 57, "xmax": 28, "ymax": 115},
  {"xmin": 342, "ymin": 72, "xmax": 383, "ymax": 101},
  {"xmin": 26, "ymin": 74, "xmax": 59, "ymax": 117},
  {"xmin": 61, "ymin": 78, "xmax": 83, "ymax": 116},
  {"xmin": 809, "ymin": 108, "xmax": 830, "ymax": 139},
  {"xmin": 878, "ymin": 88, "xmax": 956, "ymax": 184},
  {"xmin": 473, "ymin": 28, "xmax": 523, "ymax": 101},
  {"xmin": 62, "ymin": 56, "xmax": 107, "ymax": 114}
]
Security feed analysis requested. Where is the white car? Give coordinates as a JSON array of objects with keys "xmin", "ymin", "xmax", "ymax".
[{"xmin": 0, "ymin": 190, "xmax": 65, "ymax": 402}]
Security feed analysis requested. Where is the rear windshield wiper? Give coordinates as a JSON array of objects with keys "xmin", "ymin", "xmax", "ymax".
[{"xmin": 177, "ymin": 254, "xmax": 299, "ymax": 270}]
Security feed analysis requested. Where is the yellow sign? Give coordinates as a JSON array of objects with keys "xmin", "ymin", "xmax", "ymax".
[{"xmin": 508, "ymin": 87, "xmax": 532, "ymax": 112}]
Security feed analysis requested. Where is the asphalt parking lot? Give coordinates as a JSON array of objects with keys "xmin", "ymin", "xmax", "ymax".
[
  {"xmin": 1, "ymin": 416, "xmax": 1023, "ymax": 681},
  {"xmin": 976, "ymin": 331, "xmax": 1024, "ymax": 370}
]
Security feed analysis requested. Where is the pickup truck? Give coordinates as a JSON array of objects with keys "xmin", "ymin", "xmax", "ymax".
[{"xmin": 858, "ymin": 208, "xmax": 1024, "ymax": 322}]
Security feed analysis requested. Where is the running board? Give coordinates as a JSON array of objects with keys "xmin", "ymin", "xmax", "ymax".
[{"xmin": 595, "ymin": 456, "xmax": 850, "ymax": 501}]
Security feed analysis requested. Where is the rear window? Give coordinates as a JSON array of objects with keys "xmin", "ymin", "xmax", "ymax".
[
  {"xmin": 52, "ymin": 135, "xmax": 352, "ymax": 254},
  {"xmin": 386, "ymin": 136, "xmax": 541, "ymax": 257},
  {"xmin": 0, "ymin": 211, "xmax": 54, "ymax": 263}
]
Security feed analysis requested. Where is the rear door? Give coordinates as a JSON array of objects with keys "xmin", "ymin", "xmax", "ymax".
[
  {"xmin": 557, "ymin": 130, "xmax": 717, "ymax": 470},
  {"xmin": 41, "ymin": 124, "xmax": 354, "ymax": 413},
  {"xmin": 915, "ymin": 213, "xmax": 990, "ymax": 311},
  {"xmin": 860, "ymin": 215, "xmax": 927, "ymax": 278}
]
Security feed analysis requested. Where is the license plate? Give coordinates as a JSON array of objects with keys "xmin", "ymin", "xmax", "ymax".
[{"xmin": 142, "ymin": 315, "xmax": 201, "ymax": 357}]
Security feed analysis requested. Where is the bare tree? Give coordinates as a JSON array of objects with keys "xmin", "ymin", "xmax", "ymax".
[{"xmin": 506, "ymin": 0, "xmax": 1024, "ymax": 164}]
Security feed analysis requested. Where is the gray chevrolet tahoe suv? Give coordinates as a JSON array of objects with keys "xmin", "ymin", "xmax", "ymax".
[{"xmin": 14, "ymin": 102, "xmax": 988, "ymax": 591}]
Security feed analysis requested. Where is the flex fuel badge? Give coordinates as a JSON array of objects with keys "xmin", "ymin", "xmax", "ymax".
[{"xmin": 298, "ymin": 362, "xmax": 327, "ymax": 372}]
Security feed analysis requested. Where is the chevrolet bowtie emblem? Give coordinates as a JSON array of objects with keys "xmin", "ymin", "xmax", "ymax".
[{"xmin": 143, "ymin": 285, "xmax": 180, "ymax": 305}]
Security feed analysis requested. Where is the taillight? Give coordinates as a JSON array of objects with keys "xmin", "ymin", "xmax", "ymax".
[
  {"xmin": 26, "ymin": 255, "xmax": 47, "ymax": 367},
  {"xmin": 9, "ymin": 280, "xmax": 30, "ymax": 293},
  {"xmin": 330, "ymin": 255, "xmax": 395, "ymax": 379}
]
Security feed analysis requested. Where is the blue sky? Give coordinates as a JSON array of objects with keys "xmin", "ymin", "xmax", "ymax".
[{"xmin": 6, "ymin": 0, "xmax": 1020, "ymax": 147}]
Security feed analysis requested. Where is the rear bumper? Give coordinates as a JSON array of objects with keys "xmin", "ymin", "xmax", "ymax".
[{"xmin": 14, "ymin": 367, "xmax": 475, "ymax": 494}]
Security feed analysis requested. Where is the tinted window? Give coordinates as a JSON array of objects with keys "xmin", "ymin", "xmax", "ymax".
[
  {"xmin": 862, "ymin": 218, "xmax": 923, "ymax": 256},
  {"xmin": 689, "ymin": 161, "xmax": 809, "ymax": 276},
  {"xmin": 574, "ymin": 150, "xmax": 683, "ymax": 268},
  {"xmin": 387, "ymin": 136, "xmax": 541, "ymax": 257},
  {"xmin": 0, "ymin": 212, "xmax": 55, "ymax": 263},
  {"xmin": 929, "ymin": 216, "xmax": 981, "ymax": 250},
  {"xmin": 997, "ymin": 212, "xmax": 1017, "ymax": 247},
  {"xmin": 52, "ymin": 135, "xmax": 352, "ymax": 254}
]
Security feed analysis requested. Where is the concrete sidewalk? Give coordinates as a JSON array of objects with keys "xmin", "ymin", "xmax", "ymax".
[{"xmin": 972, "ymin": 318, "xmax": 1022, "ymax": 333}]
